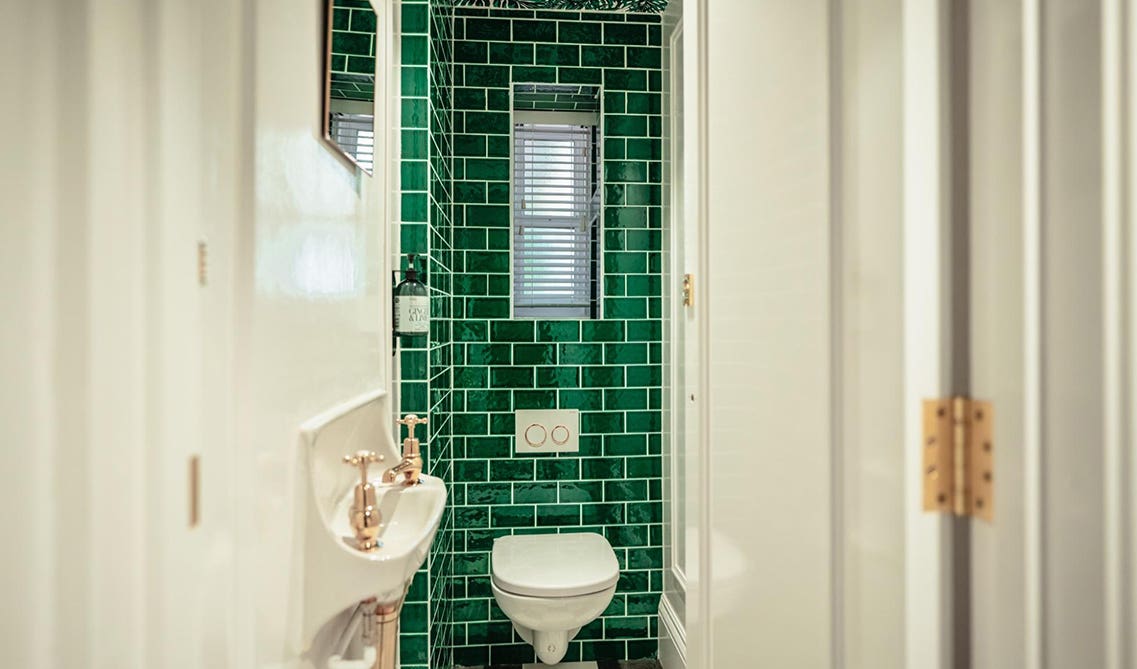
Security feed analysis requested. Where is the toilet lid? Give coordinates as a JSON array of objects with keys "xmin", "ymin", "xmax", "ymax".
[{"xmin": 492, "ymin": 532, "xmax": 619, "ymax": 598}]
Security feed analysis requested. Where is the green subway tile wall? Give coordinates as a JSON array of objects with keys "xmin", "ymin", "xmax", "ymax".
[
  {"xmin": 399, "ymin": 1, "xmax": 455, "ymax": 668},
  {"xmin": 443, "ymin": 7, "xmax": 663, "ymax": 666}
]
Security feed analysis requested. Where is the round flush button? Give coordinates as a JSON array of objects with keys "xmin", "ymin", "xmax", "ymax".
[
  {"xmin": 524, "ymin": 423, "xmax": 547, "ymax": 447},
  {"xmin": 551, "ymin": 425, "xmax": 570, "ymax": 445}
]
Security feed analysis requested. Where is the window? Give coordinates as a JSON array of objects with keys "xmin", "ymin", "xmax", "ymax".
[
  {"xmin": 329, "ymin": 112, "xmax": 375, "ymax": 172},
  {"xmin": 512, "ymin": 115, "xmax": 601, "ymax": 319}
]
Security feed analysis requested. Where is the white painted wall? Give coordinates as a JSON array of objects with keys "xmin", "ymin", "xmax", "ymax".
[
  {"xmin": 239, "ymin": 0, "xmax": 392, "ymax": 665},
  {"xmin": 0, "ymin": 1, "xmax": 393, "ymax": 668}
]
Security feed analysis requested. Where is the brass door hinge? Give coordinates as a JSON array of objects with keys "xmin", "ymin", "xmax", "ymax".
[
  {"xmin": 922, "ymin": 397, "xmax": 994, "ymax": 522},
  {"xmin": 682, "ymin": 274, "xmax": 694, "ymax": 307}
]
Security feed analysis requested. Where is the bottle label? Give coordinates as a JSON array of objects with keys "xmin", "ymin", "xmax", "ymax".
[{"xmin": 395, "ymin": 295, "xmax": 429, "ymax": 335}]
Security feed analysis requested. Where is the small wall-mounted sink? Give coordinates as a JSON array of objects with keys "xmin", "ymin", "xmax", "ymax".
[
  {"xmin": 326, "ymin": 472, "xmax": 446, "ymax": 588},
  {"xmin": 298, "ymin": 389, "xmax": 447, "ymax": 650}
]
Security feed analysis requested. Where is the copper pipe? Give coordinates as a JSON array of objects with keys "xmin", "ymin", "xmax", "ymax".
[{"xmin": 370, "ymin": 597, "xmax": 404, "ymax": 669}]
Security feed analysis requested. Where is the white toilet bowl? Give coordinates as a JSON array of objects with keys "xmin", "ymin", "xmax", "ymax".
[{"xmin": 491, "ymin": 532, "xmax": 620, "ymax": 665}]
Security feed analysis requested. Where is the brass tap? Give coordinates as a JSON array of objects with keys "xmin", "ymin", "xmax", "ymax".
[
  {"xmin": 343, "ymin": 450, "xmax": 384, "ymax": 552},
  {"xmin": 383, "ymin": 414, "xmax": 427, "ymax": 485}
]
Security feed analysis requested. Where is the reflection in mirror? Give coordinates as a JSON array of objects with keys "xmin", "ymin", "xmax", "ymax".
[{"xmin": 323, "ymin": 0, "xmax": 377, "ymax": 174}]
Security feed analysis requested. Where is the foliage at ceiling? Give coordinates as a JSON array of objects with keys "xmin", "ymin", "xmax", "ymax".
[{"xmin": 448, "ymin": 0, "xmax": 667, "ymax": 12}]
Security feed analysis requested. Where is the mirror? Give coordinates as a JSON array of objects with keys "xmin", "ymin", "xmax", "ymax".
[{"xmin": 323, "ymin": 0, "xmax": 377, "ymax": 174}]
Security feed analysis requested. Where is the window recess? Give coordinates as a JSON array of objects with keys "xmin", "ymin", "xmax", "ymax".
[{"xmin": 512, "ymin": 111, "xmax": 601, "ymax": 319}]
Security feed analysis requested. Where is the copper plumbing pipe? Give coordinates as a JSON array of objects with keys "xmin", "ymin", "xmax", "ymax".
[{"xmin": 371, "ymin": 597, "xmax": 405, "ymax": 669}]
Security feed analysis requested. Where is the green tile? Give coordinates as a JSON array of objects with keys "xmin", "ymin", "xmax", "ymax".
[
  {"xmin": 468, "ymin": 343, "xmax": 511, "ymax": 365},
  {"xmin": 536, "ymin": 458, "xmax": 579, "ymax": 479},
  {"xmin": 583, "ymin": 456, "xmax": 624, "ymax": 479},
  {"xmin": 604, "ymin": 388, "xmax": 647, "ymax": 410},
  {"xmin": 465, "ymin": 158, "xmax": 510, "ymax": 181},
  {"xmin": 538, "ymin": 504, "xmax": 581, "ymax": 526},
  {"xmin": 626, "ymin": 46, "xmax": 659, "ymax": 69},
  {"xmin": 465, "ymin": 111, "xmax": 511, "ymax": 134},
  {"xmin": 466, "ymin": 482, "xmax": 512, "ymax": 505},
  {"xmin": 581, "ymin": 411, "xmax": 623, "ymax": 433},
  {"xmin": 491, "ymin": 320, "xmax": 535, "ymax": 342},
  {"xmin": 454, "ymin": 320, "xmax": 489, "ymax": 342},
  {"xmin": 559, "ymin": 67, "xmax": 604, "ymax": 85},
  {"xmin": 465, "ymin": 64, "xmax": 511, "ymax": 87},
  {"xmin": 604, "ymin": 22, "xmax": 647, "ymax": 46},
  {"xmin": 604, "ymin": 69, "xmax": 647, "ymax": 91},
  {"xmin": 492, "ymin": 505, "xmax": 536, "ymax": 526},
  {"xmin": 580, "ymin": 320, "xmax": 624, "ymax": 342},
  {"xmin": 560, "ymin": 343, "xmax": 603, "ymax": 364},
  {"xmin": 604, "ymin": 207, "xmax": 647, "ymax": 229},
  {"xmin": 513, "ymin": 482, "xmax": 557, "ymax": 504},
  {"xmin": 537, "ymin": 320, "xmax": 580, "ymax": 342},
  {"xmin": 465, "ymin": 389, "xmax": 512, "ymax": 411},
  {"xmin": 512, "ymin": 19, "xmax": 557, "ymax": 42},
  {"xmin": 514, "ymin": 389, "xmax": 556, "ymax": 409},
  {"xmin": 581, "ymin": 45, "xmax": 625, "ymax": 68},
  {"xmin": 536, "ymin": 44, "xmax": 580, "ymax": 67},
  {"xmin": 537, "ymin": 366, "xmax": 579, "ymax": 387},
  {"xmin": 559, "ymin": 389, "xmax": 604, "ymax": 410},
  {"xmin": 455, "ymin": 88, "xmax": 487, "ymax": 110},
  {"xmin": 465, "ymin": 18, "xmax": 511, "ymax": 41},
  {"xmin": 401, "ymin": 4, "xmax": 428, "ymax": 33},
  {"xmin": 402, "ymin": 35, "xmax": 428, "ymax": 65},
  {"xmin": 513, "ymin": 343, "xmax": 556, "ymax": 365},
  {"xmin": 491, "ymin": 42, "xmax": 534, "ymax": 65},
  {"xmin": 559, "ymin": 21, "xmax": 603, "ymax": 44},
  {"xmin": 456, "ymin": 40, "xmax": 487, "ymax": 63},
  {"xmin": 558, "ymin": 480, "xmax": 604, "ymax": 503},
  {"xmin": 605, "ymin": 479, "xmax": 646, "ymax": 502},
  {"xmin": 513, "ymin": 65, "xmax": 558, "ymax": 83},
  {"xmin": 490, "ymin": 366, "xmax": 534, "ymax": 388}
]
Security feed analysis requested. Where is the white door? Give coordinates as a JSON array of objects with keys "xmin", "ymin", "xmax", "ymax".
[
  {"xmin": 681, "ymin": 1, "xmax": 939, "ymax": 668},
  {"xmin": 967, "ymin": 0, "xmax": 1137, "ymax": 666}
]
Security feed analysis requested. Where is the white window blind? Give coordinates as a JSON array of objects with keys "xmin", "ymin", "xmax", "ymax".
[
  {"xmin": 513, "ymin": 122, "xmax": 599, "ymax": 318},
  {"xmin": 330, "ymin": 113, "xmax": 375, "ymax": 172}
]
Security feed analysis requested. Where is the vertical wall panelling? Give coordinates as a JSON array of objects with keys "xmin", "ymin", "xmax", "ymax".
[
  {"xmin": 398, "ymin": 0, "xmax": 455, "ymax": 666},
  {"xmin": 446, "ymin": 8, "xmax": 664, "ymax": 665}
]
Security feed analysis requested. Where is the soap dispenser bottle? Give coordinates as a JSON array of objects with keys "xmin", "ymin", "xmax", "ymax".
[{"xmin": 393, "ymin": 254, "xmax": 428, "ymax": 337}]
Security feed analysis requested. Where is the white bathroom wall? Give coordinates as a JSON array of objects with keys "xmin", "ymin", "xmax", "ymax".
[
  {"xmin": 0, "ymin": 1, "xmax": 394, "ymax": 667},
  {"xmin": 238, "ymin": 0, "xmax": 392, "ymax": 665},
  {"xmin": 1, "ymin": 0, "xmax": 243, "ymax": 667}
]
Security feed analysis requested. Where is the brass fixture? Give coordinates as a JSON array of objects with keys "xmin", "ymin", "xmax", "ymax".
[
  {"xmin": 343, "ymin": 450, "xmax": 384, "ymax": 551},
  {"xmin": 370, "ymin": 596, "xmax": 404, "ymax": 669},
  {"xmin": 682, "ymin": 273, "xmax": 694, "ymax": 307},
  {"xmin": 922, "ymin": 397, "xmax": 995, "ymax": 521},
  {"xmin": 188, "ymin": 455, "xmax": 200, "ymax": 528},
  {"xmin": 383, "ymin": 414, "xmax": 427, "ymax": 485},
  {"xmin": 524, "ymin": 423, "xmax": 547, "ymax": 447}
]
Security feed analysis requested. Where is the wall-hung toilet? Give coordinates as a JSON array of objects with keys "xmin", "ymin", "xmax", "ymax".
[{"xmin": 491, "ymin": 532, "xmax": 620, "ymax": 665}]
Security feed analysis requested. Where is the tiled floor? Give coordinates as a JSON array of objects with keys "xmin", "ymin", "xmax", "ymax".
[{"xmin": 461, "ymin": 661, "xmax": 663, "ymax": 669}]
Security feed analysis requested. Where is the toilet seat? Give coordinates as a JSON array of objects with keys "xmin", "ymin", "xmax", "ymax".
[{"xmin": 492, "ymin": 532, "xmax": 619, "ymax": 598}]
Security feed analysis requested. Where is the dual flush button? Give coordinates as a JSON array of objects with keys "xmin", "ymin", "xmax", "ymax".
[{"xmin": 515, "ymin": 409, "xmax": 579, "ymax": 453}]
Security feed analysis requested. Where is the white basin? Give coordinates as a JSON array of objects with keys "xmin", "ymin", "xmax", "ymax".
[
  {"xmin": 299, "ymin": 389, "xmax": 447, "ymax": 648},
  {"xmin": 326, "ymin": 473, "xmax": 446, "ymax": 591}
]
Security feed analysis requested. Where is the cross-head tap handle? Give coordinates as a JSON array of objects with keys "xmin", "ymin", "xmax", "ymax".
[
  {"xmin": 397, "ymin": 414, "xmax": 428, "ymax": 441},
  {"xmin": 342, "ymin": 450, "xmax": 382, "ymax": 484}
]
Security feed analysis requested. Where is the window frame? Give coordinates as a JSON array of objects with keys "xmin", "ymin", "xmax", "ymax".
[{"xmin": 509, "ymin": 106, "xmax": 603, "ymax": 320}]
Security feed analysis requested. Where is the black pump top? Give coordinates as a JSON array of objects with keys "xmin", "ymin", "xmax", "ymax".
[{"xmin": 405, "ymin": 254, "xmax": 419, "ymax": 281}]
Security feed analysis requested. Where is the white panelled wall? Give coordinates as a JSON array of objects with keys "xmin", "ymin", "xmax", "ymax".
[{"xmin": 0, "ymin": 0, "xmax": 394, "ymax": 668}]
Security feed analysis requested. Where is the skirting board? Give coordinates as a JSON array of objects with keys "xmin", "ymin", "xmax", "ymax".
[{"xmin": 658, "ymin": 594, "xmax": 686, "ymax": 669}]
